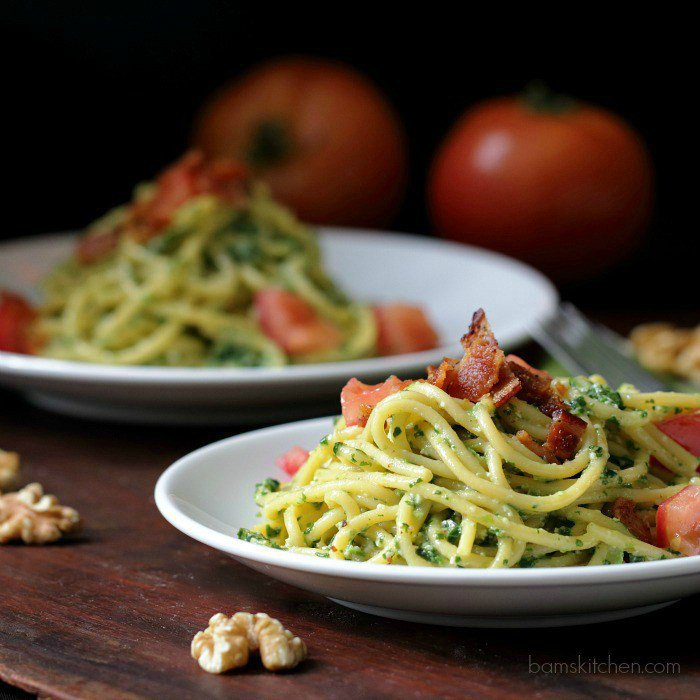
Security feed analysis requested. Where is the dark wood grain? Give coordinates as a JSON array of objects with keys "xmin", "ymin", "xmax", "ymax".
[{"xmin": 1, "ymin": 326, "xmax": 699, "ymax": 699}]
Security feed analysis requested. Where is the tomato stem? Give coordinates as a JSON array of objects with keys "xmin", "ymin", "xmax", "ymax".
[
  {"xmin": 521, "ymin": 81, "xmax": 577, "ymax": 114},
  {"xmin": 246, "ymin": 118, "xmax": 292, "ymax": 168}
]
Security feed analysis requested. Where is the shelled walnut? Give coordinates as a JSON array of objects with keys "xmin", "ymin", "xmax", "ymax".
[
  {"xmin": 631, "ymin": 323, "xmax": 700, "ymax": 385},
  {"xmin": 191, "ymin": 612, "xmax": 307, "ymax": 673},
  {"xmin": 0, "ymin": 482, "xmax": 81, "ymax": 544},
  {"xmin": 0, "ymin": 449, "xmax": 20, "ymax": 489}
]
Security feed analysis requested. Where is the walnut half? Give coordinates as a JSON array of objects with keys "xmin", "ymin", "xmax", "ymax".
[
  {"xmin": 630, "ymin": 323, "xmax": 700, "ymax": 384},
  {"xmin": 0, "ymin": 482, "xmax": 81, "ymax": 544},
  {"xmin": 0, "ymin": 449, "xmax": 20, "ymax": 489},
  {"xmin": 191, "ymin": 612, "xmax": 307, "ymax": 673}
]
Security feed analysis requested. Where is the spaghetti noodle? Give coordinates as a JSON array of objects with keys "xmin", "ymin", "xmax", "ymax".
[
  {"xmin": 243, "ymin": 311, "xmax": 700, "ymax": 568},
  {"xmin": 33, "ymin": 153, "xmax": 389, "ymax": 367}
]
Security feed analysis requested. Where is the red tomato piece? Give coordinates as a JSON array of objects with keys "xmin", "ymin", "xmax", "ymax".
[
  {"xmin": 75, "ymin": 151, "xmax": 248, "ymax": 263},
  {"xmin": 657, "ymin": 412, "xmax": 700, "ymax": 458},
  {"xmin": 374, "ymin": 304, "xmax": 439, "ymax": 356},
  {"xmin": 276, "ymin": 446, "xmax": 310, "ymax": 476},
  {"xmin": 75, "ymin": 228, "xmax": 123, "ymax": 265},
  {"xmin": 138, "ymin": 151, "xmax": 205, "ymax": 231},
  {"xmin": 0, "ymin": 290, "xmax": 37, "ymax": 354},
  {"xmin": 650, "ymin": 412, "xmax": 700, "ymax": 474},
  {"xmin": 133, "ymin": 151, "xmax": 248, "ymax": 236},
  {"xmin": 657, "ymin": 484, "xmax": 700, "ymax": 555},
  {"xmin": 340, "ymin": 375, "xmax": 412, "ymax": 427},
  {"xmin": 254, "ymin": 289, "xmax": 342, "ymax": 356}
]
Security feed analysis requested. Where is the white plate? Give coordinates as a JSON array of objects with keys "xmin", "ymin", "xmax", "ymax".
[
  {"xmin": 156, "ymin": 417, "xmax": 700, "ymax": 628},
  {"xmin": 0, "ymin": 229, "xmax": 557, "ymax": 424}
]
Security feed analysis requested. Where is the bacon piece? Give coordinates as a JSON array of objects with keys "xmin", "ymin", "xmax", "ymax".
[
  {"xmin": 130, "ymin": 150, "xmax": 248, "ymax": 239},
  {"xmin": 544, "ymin": 409, "xmax": 587, "ymax": 461},
  {"xmin": 506, "ymin": 354, "xmax": 562, "ymax": 417},
  {"xmin": 427, "ymin": 309, "xmax": 521, "ymax": 407},
  {"xmin": 492, "ymin": 363, "xmax": 521, "ymax": 406},
  {"xmin": 506, "ymin": 354, "xmax": 586, "ymax": 461},
  {"xmin": 612, "ymin": 497, "xmax": 653, "ymax": 544},
  {"xmin": 426, "ymin": 357, "xmax": 458, "ymax": 391},
  {"xmin": 75, "ymin": 228, "xmax": 123, "ymax": 265},
  {"xmin": 75, "ymin": 150, "xmax": 249, "ymax": 264},
  {"xmin": 516, "ymin": 430, "xmax": 552, "ymax": 461},
  {"xmin": 453, "ymin": 309, "xmax": 509, "ymax": 402},
  {"xmin": 425, "ymin": 310, "xmax": 585, "ymax": 460},
  {"xmin": 517, "ymin": 411, "xmax": 586, "ymax": 464}
]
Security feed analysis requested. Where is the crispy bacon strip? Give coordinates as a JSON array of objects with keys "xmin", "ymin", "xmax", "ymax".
[
  {"xmin": 427, "ymin": 309, "xmax": 521, "ymax": 407},
  {"xmin": 426, "ymin": 357, "xmax": 457, "ymax": 391},
  {"xmin": 75, "ymin": 150, "xmax": 248, "ymax": 264},
  {"xmin": 544, "ymin": 409, "xmax": 587, "ymax": 462},
  {"xmin": 516, "ymin": 430, "xmax": 552, "ymax": 461},
  {"xmin": 130, "ymin": 151, "xmax": 248, "ymax": 238},
  {"xmin": 75, "ymin": 228, "xmax": 123, "ymax": 266},
  {"xmin": 612, "ymin": 497, "xmax": 653, "ymax": 544},
  {"xmin": 516, "ymin": 416, "xmax": 586, "ymax": 463},
  {"xmin": 506, "ymin": 354, "xmax": 562, "ymax": 417},
  {"xmin": 492, "ymin": 366, "xmax": 521, "ymax": 406},
  {"xmin": 426, "ymin": 310, "xmax": 586, "ymax": 461},
  {"xmin": 506, "ymin": 354, "xmax": 586, "ymax": 461}
]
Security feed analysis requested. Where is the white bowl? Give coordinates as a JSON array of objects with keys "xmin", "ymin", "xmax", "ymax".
[
  {"xmin": 0, "ymin": 228, "xmax": 557, "ymax": 424},
  {"xmin": 155, "ymin": 417, "xmax": 700, "ymax": 627}
]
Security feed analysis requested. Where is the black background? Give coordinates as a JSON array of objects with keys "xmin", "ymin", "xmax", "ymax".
[
  {"xmin": 2, "ymin": 2, "xmax": 696, "ymax": 311},
  {"xmin": 0, "ymin": 8, "xmax": 696, "ymax": 696}
]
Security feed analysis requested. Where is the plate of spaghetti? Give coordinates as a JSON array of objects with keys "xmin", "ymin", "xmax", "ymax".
[
  {"xmin": 156, "ymin": 310, "xmax": 700, "ymax": 626},
  {"xmin": 0, "ymin": 153, "xmax": 556, "ymax": 424}
]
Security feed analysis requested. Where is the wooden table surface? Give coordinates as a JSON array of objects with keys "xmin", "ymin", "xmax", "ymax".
[{"xmin": 1, "ymin": 320, "xmax": 699, "ymax": 699}]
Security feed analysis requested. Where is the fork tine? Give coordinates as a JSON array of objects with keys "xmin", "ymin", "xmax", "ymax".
[
  {"xmin": 562, "ymin": 311, "xmax": 665, "ymax": 390},
  {"xmin": 559, "ymin": 305, "xmax": 667, "ymax": 390},
  {"xmin": 531, "ymin": 304, "xmax": 668, "ymax": 391},
  {"xmin": 530, "ymin": 316, "xmax": 588, "ymax": 376},
  {"xmin": 557, "ymin": 306, "xmax": 635, "ymax": 381},
  {"xmin": 535, "ymin": 306, "xmax": 605, "ymax": 376}
]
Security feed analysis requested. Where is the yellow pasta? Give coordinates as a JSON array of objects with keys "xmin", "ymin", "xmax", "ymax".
[
  {"xmin": 241, "ymin": 375, "xmax": 700, "ymax": 568},
  {"xmin": 36, "ymin": 184, "xmax": 376, "ymax": 367}
]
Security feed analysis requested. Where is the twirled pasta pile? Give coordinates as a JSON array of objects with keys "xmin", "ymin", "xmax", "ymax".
[
  {"xmin": 36, "ymin": 179, "xmax": 375, "ymax": 367},
  {"xmin": 244, "ymin": 374, "xmax": 700, "ymax": 568}
]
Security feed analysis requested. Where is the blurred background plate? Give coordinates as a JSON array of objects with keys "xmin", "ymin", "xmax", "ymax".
[{"xmin": 0, "ymin": 228, "xmax": 557, "ymax": 424}]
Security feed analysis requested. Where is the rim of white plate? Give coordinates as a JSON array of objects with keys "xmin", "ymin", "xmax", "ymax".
[
  {"xmin": 0, "ymin": 228, "xmax": 558, "ymax": 385},
  {"xmin": 155, "ymin": 416, "xmax": 700, "ymax": 588}
]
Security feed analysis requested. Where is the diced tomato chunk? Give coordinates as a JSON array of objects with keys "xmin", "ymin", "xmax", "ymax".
[
  {"xmin": 254, "ymin": 289, "xmax": 342, "ymax": 356},
  {"xmin": 657, "ymin": 484, "xmax": 700, "ymax": 555},
  {"xmin": 0, "ymin": 290, "xmax": 37, "ymax": 354},
  {"xmin": 139, "ymin": 152, "xmax": 204, "ymax": 231},
  {"xmin": 657, "ymin": 412, "xmax": 700, "ymax": 458},
  {"xmin": 74, "ymin": 150, "xmax": 248, "ymax": 263},
  {"xmin": 131, "ymin": 151, "xmax": 248, "ymax": 239},
  {"xmin": 374, "ymin": 304, "xmax": 439, "ymax": 356},
  {"xmin": 276, "ymin": 446, "xmax": 309, "ymax": 476},
  {"xmin": 340, "ymin": 375, "xmax": 412, "ymax": 427},
  {"xmin": 75, "ymin": 228, "xmax": 123, "ymax": 265},
  {"xmin": 651, "ymin": 412, "xmax": 700, "ymax": 474}
]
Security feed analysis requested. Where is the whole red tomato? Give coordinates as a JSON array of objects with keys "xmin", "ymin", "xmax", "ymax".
[
  {"xmin": 192, "ymin": 57, "xmax": 407, "ymax": 227},
  {"xmin": 428, "ymin": 88, "xmax": 653, "ymax": 280}
]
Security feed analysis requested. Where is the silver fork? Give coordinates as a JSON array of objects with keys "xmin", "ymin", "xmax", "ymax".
[{"xmin": 530, "ymin": 303, "xmax": 668, "ymax": 391}]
